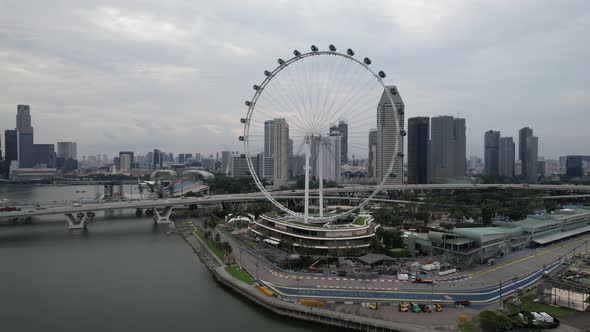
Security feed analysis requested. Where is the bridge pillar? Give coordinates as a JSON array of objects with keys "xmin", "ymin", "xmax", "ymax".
[
  {"xmin": 153, "ymin": 206, "xmax": 174, "ymax": 224},
  {"xmin": 65, "ymin": 212, "xmax": 88, "ymax": 229}
]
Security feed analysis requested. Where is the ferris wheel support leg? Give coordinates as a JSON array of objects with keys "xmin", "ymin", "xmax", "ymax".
[
  {"xmin": 304, "ymin": 138, "xmax": 310, "ymax": 223},
  {"xmin": 319, "ymin": 138, "xmax": 324, "ymax": 219}
]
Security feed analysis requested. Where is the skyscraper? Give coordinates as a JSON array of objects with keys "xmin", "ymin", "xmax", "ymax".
[
  {"xmin": 484, "ymin": 130, "xmax": 500, "ymax": 176},
  {"xmin": 153, "ymin": 149, "xmax": 161, "ymax": 169},
  {"xmin": 4, "ymin": 130, "xmax": 17, "ymax": 163},
  {"xmin": 519, "ymin": 127, "xmax": 533, "ymax": 178},
  {"xmin": 33, "ymin": 144, "xmax": 56, "ymax": 168},
  {"xmin": 376, "ymin": 85, "xmax": 404, "ymax": 185},
  {"xmin": 566, "ymin": 156, "xmax": 584, "ymax": 177},
  {"xmin": 16, "ymin": 105, "xmax": 34, "ymax": 168},
  {"xmin": 430, "ymin": 116, "xmax": 466, "ymax": 183},
  {"xmin": 337, "ymin": 121, "xmax": 348, "ymax": 164},
  {"xmin": 264, "ymin": 120, "xmax": 274, "ymax": 158},
  {"xmin": 272, "ymin": 118, "xmax": 289, "ymax": 188},
  {"xmin": 368, "ymin": 129, "xmax": 377, "ymax": 179},
  {"xmin": 407, "ymin": 117, "xmax": 430, "ymax": 184},
  {"xmin": 525, "ymin": 136, "xmax": 538, "ymax": 183},
  {"xmin": 118, "ymin": 151, "xmax": 134, "ymax": 169},
  {"xmin": 57, "ymin": 142, "xmax": 77, "ymax": 160},
  {"xmin": 120, "ymin": 154, "xmax": 131, "ymax": 171},
  {"xmin": 498, "ymin": 137, "xmax": 515, "ymax": 178},
  {"xmin": 221, "ymin": 151, "xmax": 233, "ymax": 174}
]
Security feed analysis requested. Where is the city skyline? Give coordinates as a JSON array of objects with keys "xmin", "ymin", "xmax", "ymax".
[{"xmin": 1, "ymin": 1, "xmax": 589, "ymax": 158}]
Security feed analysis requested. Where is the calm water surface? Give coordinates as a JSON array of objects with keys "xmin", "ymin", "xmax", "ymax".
[{"xmin": 0, "ymin": 185, "xmax": 337, "ymax": 332}]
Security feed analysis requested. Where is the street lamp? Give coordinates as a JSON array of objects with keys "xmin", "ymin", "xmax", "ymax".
[{"xmin": 256, "ymin": 262, "xmax": 259, "ymax": 280}]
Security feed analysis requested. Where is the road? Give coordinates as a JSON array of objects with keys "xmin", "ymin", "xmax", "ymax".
[{"xmin": 213, "ymin": 224, "xmax": 590, "ymax": 304}]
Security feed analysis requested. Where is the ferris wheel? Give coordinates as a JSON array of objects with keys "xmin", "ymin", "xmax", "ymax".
[{"xmin": 239, "ymin": 45, "xmax": 404, "ymax": 222}]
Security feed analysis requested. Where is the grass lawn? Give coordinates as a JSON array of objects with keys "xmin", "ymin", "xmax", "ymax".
[
  {"xmin": 506, "ymin": 295, "xmax": 577, "ymax": 318},
  {"xmin": 193, "ymin": 228, "xmax": 225, "ymax": 261},
  {"xmin": 353, "ymin": 216, "xmax": 368, "ymax": 226},
  {"xmin": 225, "ymin": 266, "xmax": 255, "ymax": 285}
]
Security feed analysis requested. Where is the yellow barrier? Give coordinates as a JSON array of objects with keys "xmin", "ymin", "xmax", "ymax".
[
  {"xmin": 300, "ymin": 300, "xmax": 326, "ymax": 308},
  {"xmin": 258, "ymin": 286, "xmax": 274, "ymax": 297}
]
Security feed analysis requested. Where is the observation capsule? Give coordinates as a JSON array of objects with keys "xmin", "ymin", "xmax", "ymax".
[
  {"xmin": 245, "ymin": 101, "xmax": 252, "ymax": 106},
  {"xmin": 399, "ymin": 130, "xmax": 407, "ymax": 137},
  {"xmin": 238, "ymin": 136, "xmax": 245, "ymax": 141},
  {"xmin": 278, "ymin": 58, "xmax": 285, "ymax": 65},
  {"xmin": 347, "ymin": 48, "xmax": 355, "ymax": 56},
  {"xmin": 240, "ymin": 118, "xmax": 247, "ymax": 123},
  {"xmin": 264, "ymin": 70, "xmax": 271, "ymax": 77},
  {"xmin": 364, "ymin": 57, "xmax": 372, "ymax": 65},
  {"xmin": 329, "ymin": 44, "xmax": 337, "ymax": 52},
  {"xmin": 293, "ymin": 50, "xmax": 301, "ymax": 57},
  {"xmin": 253, "ymin": 85, "xmax": 260, "ymax": 91},
  {"xmin": 390, "ymin": 87, "xmax": 397, "ymax": 95},
  {"xmin": 379, "ymin": 71, "xmax": 386, "ymax": 78},
  {"xmin": 311, "ymin": 45, "xmax": 318, "ymax": 52},
  {"xmin": 397, "ymin": 152, "xmax": 404, "ymax": 158}
]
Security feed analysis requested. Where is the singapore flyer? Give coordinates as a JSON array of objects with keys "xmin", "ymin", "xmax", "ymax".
[{"xmin": 240, "ymin": 45, "xmax": 404, "ymax": 224}]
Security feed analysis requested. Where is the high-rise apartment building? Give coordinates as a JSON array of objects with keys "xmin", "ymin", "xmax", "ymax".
[
  {"xmin": 376, "ymin": 86, "xmax": 404, "ymax": 185},
  {"xmin": 430, "ymin": 116, "xmax": 466, "ymax": 183},
  {"xmin": 118, "ymin": 151, "xmax": 134, "ymax": 170},
  {"xmin": 498, "ymin": 137, "xmax": 515, "ymax": 178},
  {"xmin": 525, "ymin": 136, "xmax": 538, "ymax": 183},
  {"xmin": 484, "ymin": 130, "xmax": 500, "ymax": 176},
  {"xmin": 519, "ymin": 127, "xmax": 533, "ymax": 178},
  {"xmin": 407, "ymin": 117, "xmax": 430, "ymax": 184},
  {"xmin": 272, "ymin": 118, "xmax": 289, "ymax": 188}
]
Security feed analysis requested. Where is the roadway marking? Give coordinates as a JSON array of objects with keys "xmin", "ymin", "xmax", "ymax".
[{"xmin": 469, "ymin": 236, "xmax": 590, "ymax": 278}]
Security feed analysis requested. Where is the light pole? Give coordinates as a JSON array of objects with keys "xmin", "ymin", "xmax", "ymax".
[
  {"xmin": 297, "ymin": 277, "xmax": 301, "ymax": 303},
  {"xmin": 431, "ymin": 283, "xmax": 435, "ymax": 306},
  {"xmin": 256, "ymin": 262, "xmax": 259, "ymax": 280}
]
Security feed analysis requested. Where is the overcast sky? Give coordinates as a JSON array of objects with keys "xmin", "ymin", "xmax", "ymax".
[{"xmin": 1, "ymin": 0, "xmax": 589, "ymax": 159}]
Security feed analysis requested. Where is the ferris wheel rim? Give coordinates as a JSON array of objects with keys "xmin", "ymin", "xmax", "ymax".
[{"xmin": 242, "ymin": 49, "xmax": 402, "ymax": 222}]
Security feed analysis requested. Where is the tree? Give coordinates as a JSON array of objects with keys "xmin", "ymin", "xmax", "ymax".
[
  {"xmin": 481, "ymin": 199, "xmax": 499, "ymax": 225},
  {"xmin": 214, "ymin": 233, "xmax": 221, "ymax": 243},
  {"xmin": 544, "ymin": 200, "xmax": 558, "ymax": 213},
  {"xmin": 479, "ymin": 310, "xmax": 513, "ymax": 332},
  {"xmin": 184, "ymin": 191, "xmax": 196, "ymax": 197},
  {"xmin": 221, "ymin": 241, "xmax": 232, "ymax": 255}
]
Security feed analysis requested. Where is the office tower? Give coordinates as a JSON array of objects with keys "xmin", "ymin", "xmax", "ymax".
[
  {"xmin": 264, "ymin": 120, "xmax": 274, "ymax": 158},
  {"xmin": 338, "ymin": 121, "xmax": 348, "ymax": 164},
  {"xmin": 178, "ymin": 154, "xmax": 185, "ymax": 164},
  {"xmin": 566, "ymin": 156, "xmax": 584, "ymax": 177},
  {"xmin": 221, "ymin": 151, "xmax": 232, "ymax": 174},
  {"xmin": 376, "ymin": 85, "xmax": 404, "ymax": 185},
  {"xmin": 519, "ymin": 127, "xmax": 533, "ymax": 178},
  {"xmin": 431, "ymin": 116, "xmax": 466, "ymax": 183},
  {"xmin": 33, "ymin": 144, "xmax": 56, "ymax": 168},
  {"xmin": 120, "ymin": 154, "xmax": 131, "ymax": 171},
  {"xmin": 231, "ymin": 155, "xmax": 255, "ymax": 178},
  {"xmin": 289, "ymin": 155, "xmax": 305, "ymax": 178},
  {"xmin": 0, "ymin": 134, "xmax": 2, "ymax": 161},
  {"xmin": 484, "ymin": 130, "xmax": 500, "ymax": 176},
  {"xmin": 153, "ymin": 149, "xmax": 161, "ymax": 169},
  {"xmin": 498, "ymin": 137, "xmax": 515, "ymax": 178},
  {"xmin": 525, "ymin": 136, "xmax": 538, "ymax": 183},
  {"xmin": 538, "ymin": 160, "xmax": 546, "ymax": 178},
  {"xmin": 194, "ymin": 153, "xmax": 202, "ymax": 162},
  {"xmin": 272, "ymin": 118, "xmax": 289, "ymax": 188},
  {"xmin": 5, "ymin": 130, "xmax": 17, "ymax": 163},
  {"xmin": 407, "ymin": 117, "xmax": 430, "ymax": 184},
  {"xmin": 368, "ymin": 129, "xmax": 377, "ymax": 179},
  {"xmin": 16, "ymin": 105, "xmax": 34, "ymax": 168},
  {"xmin": 57, "ymin": 142, "xmax": 77, "ymax": 160},
  {"xmin": 515, "ymin": 160, "xmax": 522, "ymax": 176}
]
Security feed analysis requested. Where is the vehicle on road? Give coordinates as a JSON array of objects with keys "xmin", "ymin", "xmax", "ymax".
[
  {"xmin": 435, "ymin": 303, "xmax": 443, "ymax": 312},
  {"xmin": 399, "ymin": 302, "xmax": 409, "ymax": 312},
  {"xmin": 409, "ymin": 302, "xmax": 421, "ymax": 313},
  {"xmin": 419, "ymin": 304, "xmax": 432, "ymax": 313},
  {"xmin": 413, "ymin": 274, "xmax": 434, "ymax": 284},
  {"xmin": 73, "ymin": 203, "xmax": 81, "ymax": 207},
  {"xmin": 368, "ymin": 303, "xmax": 378, "ymax": 310}
]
